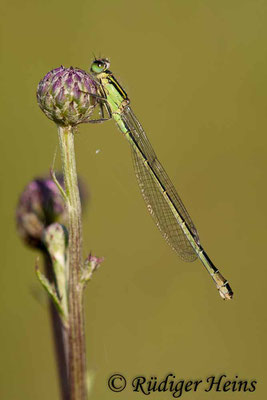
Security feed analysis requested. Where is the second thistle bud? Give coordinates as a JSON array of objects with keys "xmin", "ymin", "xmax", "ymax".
[
  {"xmin": 37, "ymin": 66, "xmax": 98, "ymax": 126},
  {"xmin": 16, "ymin": 175, "xmax": 88, "ymax": 249},
  {"xmin": 16, "ymin": 178, "xmax": 67, "ymax": 248}
]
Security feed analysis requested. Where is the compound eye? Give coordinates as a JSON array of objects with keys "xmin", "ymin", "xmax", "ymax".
[{"xmin": 91, "ymin": 61, "xmax": 105, "ymax": 74}]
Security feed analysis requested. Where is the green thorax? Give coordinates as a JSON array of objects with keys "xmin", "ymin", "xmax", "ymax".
[
  {"xmin": 99, "ymin": 71, "xmax": 130, "ymax": 134},
  {"xmin": 99, "ymin": 71, "xmax": 128, "ymax": 112}
]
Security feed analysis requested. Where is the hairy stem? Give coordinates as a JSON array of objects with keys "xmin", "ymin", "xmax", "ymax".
[{"xmin": 58, "ymin": 125, "xmax": 87, "ymax": 400}]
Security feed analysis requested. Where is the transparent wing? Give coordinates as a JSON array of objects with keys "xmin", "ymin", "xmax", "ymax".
[{"xmin": 121, "ymin": 105, "xmax": 199, "ymax": 262}]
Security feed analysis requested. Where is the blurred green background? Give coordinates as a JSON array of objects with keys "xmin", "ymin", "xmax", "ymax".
[{"xmin": 1, "ymin": 0, "xmax": 267, "ymax": 398}]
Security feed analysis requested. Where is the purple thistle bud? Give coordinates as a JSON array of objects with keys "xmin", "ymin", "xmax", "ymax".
[
  {"xmin": 37, "ymin": 66, "xmax": 98, "ymax": 126},
  {"xmin": 16, "ymin": 178, "xmax": 67, "ymax": 248},
  {"xmin": 16, "ymin": 175, "xmax": 88, "ymax": 249}
]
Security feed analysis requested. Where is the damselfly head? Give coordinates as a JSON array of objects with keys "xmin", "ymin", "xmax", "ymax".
[{"xmin": 90, "ymin": 58, "xmax": 110, "ymax": 74}]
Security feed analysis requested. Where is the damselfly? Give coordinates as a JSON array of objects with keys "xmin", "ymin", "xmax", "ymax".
[{"xmin": 89, "ymin": 58, "xmax": 233, "ymax": 300}]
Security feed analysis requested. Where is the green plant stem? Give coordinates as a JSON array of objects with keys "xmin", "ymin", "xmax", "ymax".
[
  {"xmin": 58, "ymin": 125, "xmax": 87, "ymax": 400},
  {"xmin": 43, "ymin": 252, "xmax": 69, "ymax": 400}
]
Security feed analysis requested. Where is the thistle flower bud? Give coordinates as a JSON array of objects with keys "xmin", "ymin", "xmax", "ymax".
[
  {"xmin": 37, "ymin": 66, "xmax": 98, "ymax": 126},
  {"xmin": 16, "ymin": 178, "xmax": 67, "ymax": 248},
  {"xmin": 16, "ymin": 175, "xmax": 88, "ymax": 248},
  {"xmin": 81, "ymin": 253, "xmax": 104, "ymax": 284},
  {"xmin": 86, "ymin": 254, "xmax": 104, "ymax": 273}
]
